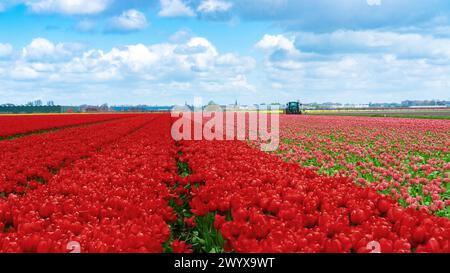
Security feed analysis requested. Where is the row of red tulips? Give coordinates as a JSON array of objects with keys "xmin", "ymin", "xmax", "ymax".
[
  {"xmin": 0, "ymin": 114, "xmax": 136, "ymax": 138},
  {"xmin": 179, "ymin": 137, "xmax": 450, "ymax": 252},
  {"xmin": 0, "ymin": 115, "xmax": 179, "ymax": 252},
  {"xmin": 0, "ymin": 115, "xmax": 155, "ymax": 195}
]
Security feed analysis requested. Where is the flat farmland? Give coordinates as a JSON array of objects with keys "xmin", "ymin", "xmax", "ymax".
[
  {"xmin": 0, "ymin": 113, "xmax": 449, "ymax": 253},
  {"xmin": 0, "ymin": 113, "xmax": 138, "ymax": 139}
]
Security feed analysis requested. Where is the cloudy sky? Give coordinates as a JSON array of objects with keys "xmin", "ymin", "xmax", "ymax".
[{"xmin": 1, "ymin": 0, "xmax": 450, "ymax": 105}]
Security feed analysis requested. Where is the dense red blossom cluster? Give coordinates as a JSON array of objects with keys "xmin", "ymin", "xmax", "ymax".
[
  {"xmin": 0, "ymin": 115, "xmax": 178, "ymax": 252},
  {"xmin": 180, "ymin": 139, "xmax": 450, "ymax": 253},
  {"xmin": 0, "ymin": 114, "xmax": 135, "ymax": 138},
  {"xmin": 0, "ymin": 116, "xmax": 156, "ymax": 195}
]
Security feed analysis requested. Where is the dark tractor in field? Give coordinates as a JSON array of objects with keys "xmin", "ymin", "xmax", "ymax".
[{"xmin": 285, "ymin": 101, "xmax": 302, "ymax": 115}]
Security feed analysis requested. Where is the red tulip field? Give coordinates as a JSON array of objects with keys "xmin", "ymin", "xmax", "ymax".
[
  {"xmin": 0, "ymin": 113, "xmax": 449, "ymax": 253},
  {"xmin": 0, "ymin": 114, "xmax": 136, "ymax": 139}
]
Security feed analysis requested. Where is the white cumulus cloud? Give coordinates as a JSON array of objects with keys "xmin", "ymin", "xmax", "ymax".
[
  {"xmin": 10, "ymin": 64, "xmax": 41, "ymax": 80},
  {"xmin": 106, "ymin": 9, "xmax": 148, "ymax": 32},
  {"xmin": 22, "ymin": 38, "xmax": 83, "ymax": 62},
  {"xmin": 0, "ymin": 36, "xmax": 255, "ymax": 98},
  {"xmin": 0, "ymin": 43, "xmax": 13, "ymax": 57},
  {"xmin": 158, "ymin": 0, "xmax": 195, "ymax": 17},
  {"xmin": 25, "ymin": 0, "xmax": 110, "ymax": 15},
  {"xmin": 255, "ymin": 34, "xmax": 297, "ymax": 53},
  {"xmin": 23, "ymin": 38, "xmax": 56, "ymax": 60},
  {"xmin": 197, "ymin": 0, "xmax": 233, "ymax": 13},
  {"xmin": 294, "ymin": 30, "xmax": 450, "ymax": 60}
]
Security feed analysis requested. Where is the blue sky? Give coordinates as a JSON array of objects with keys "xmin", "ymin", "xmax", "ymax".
[{"xmin": 1, "ymin": 0, "xmax": 450, "ymax": 105}]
